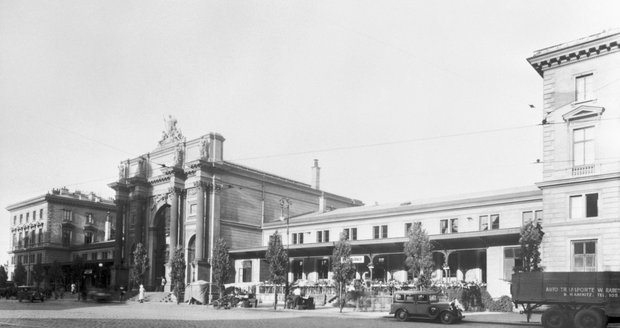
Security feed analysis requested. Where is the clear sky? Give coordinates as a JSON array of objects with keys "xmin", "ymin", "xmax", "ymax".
[{"xmin": 1, "ymin": 0, "xmax": 619, "ymax": 265}]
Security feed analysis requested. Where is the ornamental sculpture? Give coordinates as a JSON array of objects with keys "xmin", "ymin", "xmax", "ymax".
[
  {"xmin": 158, "ymin": 115, "xmax": 185, "ymax": 146},
  {"xmin": 173, "ymin": 143, "xmax": 185, "ymax": 167},
  {"xmin": 199, "ymin": 136, "xmax": 210, "ymax": 161}
]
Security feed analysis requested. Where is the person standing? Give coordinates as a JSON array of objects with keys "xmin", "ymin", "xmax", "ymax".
[
  {"xmin": 160, "ymin": 276, "xmax": 167, "ymax": 292},
  {"xmin": 139, "ymin": 284, "xmax": 145, "ymax": 303}
]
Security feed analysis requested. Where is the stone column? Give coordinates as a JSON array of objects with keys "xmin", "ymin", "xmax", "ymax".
[
  {"xmin": 207, "ymin": 181, "xmax": 222, "ymax": 283},
  {"xmin": 168, "ymin": 187, "xmax": 180, "ymax": 257},
  {"xmin": 194, "ymin": 181, "xmax": 206, "ymax": 261},
  {"xmin": 134, "ymin": 197, "xmax": 146, "ymax": 244}
]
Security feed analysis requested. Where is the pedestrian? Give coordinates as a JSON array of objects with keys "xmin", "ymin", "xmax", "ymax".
[
  {"xmin": 139, "ymin": 284, "xmax": 145, "ymax": 303},
  {"xmin": 119, "ymin": 286, "xmax": 125, "ymax": 303},
  {"xmin": 71, "ymin": 283, "xmax": 76, "ymax": 294},
  {"xmin": 160, "ymin": 276, "xmax": 166, "ymax": 292}
]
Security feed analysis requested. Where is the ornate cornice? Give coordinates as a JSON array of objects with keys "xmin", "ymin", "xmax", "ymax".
[
  {"xmin": 184, "ymin": 159, "xmax": 209, "ymax": 176},
  {"xmin": 148, "ymin": 174, "xmax": 172, "ymax": 185},
  {"xmin": 168, "ymin": 186, "xmax": 184, "ymax": 195},
  {"xmin": 528, "ymin": 30, "xmax": 620, "ymax": 76}
]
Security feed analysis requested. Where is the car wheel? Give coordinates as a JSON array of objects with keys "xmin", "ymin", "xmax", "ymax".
[
  {"xmin": 395, "ymin": 309, "xmax": 408, "ymax": 321},
  {"xmin": 439, "ymin": 311, "xmax": 456, "ymax": 324}
]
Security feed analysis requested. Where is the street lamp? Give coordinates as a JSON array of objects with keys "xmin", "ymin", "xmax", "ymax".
[{"xmin": 279, "ymin": 198, "xmax": 292, "ymax": 296}]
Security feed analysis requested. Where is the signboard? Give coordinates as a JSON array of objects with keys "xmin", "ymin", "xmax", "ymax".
[{"xmin": 350, "ymin": 256, "xmax": 365, "ymax": 263}]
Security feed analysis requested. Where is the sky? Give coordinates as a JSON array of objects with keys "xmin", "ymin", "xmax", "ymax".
[{"xmin": 1, "ymin": 0, "xmax": 619, "ymax": 265}]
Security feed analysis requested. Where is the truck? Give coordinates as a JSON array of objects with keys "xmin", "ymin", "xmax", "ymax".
[{"xmin": 511, "ymin": 272, "xmax": 620, "ymax": 328}]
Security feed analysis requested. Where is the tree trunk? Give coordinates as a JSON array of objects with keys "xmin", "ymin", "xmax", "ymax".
[
  {"xmin": 339, "ymin": 282, "xmax": 343, "ymax": 313},
  {"xmin": 273, "ymin": 285, "xmax": 278, "ymax": 310}
]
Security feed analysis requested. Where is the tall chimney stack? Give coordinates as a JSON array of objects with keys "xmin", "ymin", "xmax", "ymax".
[{"xmin": 311, "ymin": 159, "xmax": 320, "ymax": 190}]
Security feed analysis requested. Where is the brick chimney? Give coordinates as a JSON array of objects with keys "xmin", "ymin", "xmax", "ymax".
[{"xmin": 311, "ymin": 159, "xmax": 320, "ymax": 190}]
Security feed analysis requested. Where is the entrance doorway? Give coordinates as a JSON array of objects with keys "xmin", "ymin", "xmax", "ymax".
[{"xmin": 152, "ymin": 205, "xmax": 171, "ymax": 284}]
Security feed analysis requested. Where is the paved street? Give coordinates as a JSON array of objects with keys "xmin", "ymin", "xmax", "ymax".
[
  {"xmin": 0, "ymin": 296, "xmax": 536, "ymax": 328},
  {"xmin": 1, "ymin": 297, "xmax": 619, "ymax": 328}
]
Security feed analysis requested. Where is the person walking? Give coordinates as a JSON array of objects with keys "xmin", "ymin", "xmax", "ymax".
[{"xmin": 139, "ymin": 284, "xmax": 145, "ymax": 303}]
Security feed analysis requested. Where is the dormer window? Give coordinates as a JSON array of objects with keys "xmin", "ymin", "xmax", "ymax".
[{"xmin": 575, "ymin": 73, "xmax": 593, "ymax": 102}]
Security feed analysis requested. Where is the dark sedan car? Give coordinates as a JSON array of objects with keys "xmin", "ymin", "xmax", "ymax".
[
  {"xmin": 17, "ymin": 286, "xmax": 45, "ymax": 303},
  {"xmin": 389, "ymin": 290, "xmax": 463, "ymax": 324}
]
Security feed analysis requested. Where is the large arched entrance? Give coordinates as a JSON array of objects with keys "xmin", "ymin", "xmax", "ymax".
[
  {"xmin": 152, "ymin": 205, "xmax": 171, "ymax": 287},
  {"xmin": 187, "ymin": 235, "xmax": 196, "ymax": 283}
]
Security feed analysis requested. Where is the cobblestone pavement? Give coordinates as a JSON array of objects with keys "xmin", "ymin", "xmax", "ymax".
[{"xmin": 2, "ymin": 297, "xmax": 617, "ymax": 328}]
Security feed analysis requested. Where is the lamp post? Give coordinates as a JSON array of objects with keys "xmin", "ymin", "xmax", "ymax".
[{"xmin": 279, "ymin": 198, "xmax": 292, "ymax": 296}]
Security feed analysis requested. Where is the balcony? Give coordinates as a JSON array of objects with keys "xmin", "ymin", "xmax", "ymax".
[{"xmin": 572, "ymin": 164, "xmax": 596, "ymax": 177}]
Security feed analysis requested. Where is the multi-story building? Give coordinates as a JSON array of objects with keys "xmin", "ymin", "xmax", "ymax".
[
  {"xmin": 6, "ymin": 188, "xmax": 116, "ymax": 288},
  {"xmin": 528, "ymin": 29, "xmax": 620, "ymax": 272}
]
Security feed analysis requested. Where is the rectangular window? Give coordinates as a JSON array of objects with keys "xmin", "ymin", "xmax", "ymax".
[
  {"xmin": 405, "ymin": 223, "xmax": 412, "ymax": 234},
  {"xmin": 292, "ymin": 232, "xmax": 304, "ymax": 245},
  {"xmin": 503, "ymin": 247, "xmax": 523, "ymax": 281},
  {"xmin": 573, "ymin": 240, "xmax": 596, "ymax": 271},
  {"xmin": 242, "ymin": 261, "xmax": 252, "ymax": 282},
  {"xmin": 13, "ymin": 216, "xmax": 16, "ymax": 225},
  {"xmin": 84, "ymin": 231, "xmax": 93, "ymax": 244},
  {"xmin": 102, "ymin": 251, "xmax": 108, "ymax": 260},
  {"xmin": 373, "ymin": 225, "xmax": 388, "ymax": 239},
  {"xmin": 382, "ymin": 225, "xmax": 388, "ymax": 238},
  {"xmin": 86, "ymin": 213, "xmax": 93, "ymax": 224},
  {"xmin": 316, "ymin": 230, "xmax": 329, "ymax": 243},
  {"xmin": 450, "ymin": 218, "xmax": 458, "ymax": 233},
  {"xmin": 573, "ymin": 127, "xmax": 594, "ymax": 166},
  {"xmin": 480, "ymin": 215, "xmax": 488, "ymax": 231},
  {"xmin": 63, "ymin": 210, "xmax": 72, "ymax": 222},
  {"xmin": 33, "ymin": 211, "xmax": 36, "ymax": 220},
  {"xmin": 30, "ymin": 254, "xmax": 35, "ymax": 264},
  {"xmin": 189, "ymin": 204, "xmax": 196, "ymax": 215},
  {"xmin": 373, "ymin": 226, "xmax": 380, "ymax": 239},
  {"xmin": 575, "ymin": 73, "xmax": 593, "ymax": 102},
  {"xmin": 91, "ymin": 252, "xmax": 97, "ymax": 261},
  {"xmin": 26, "ymin": 212, "xmax": 29, "ymax": 222},
  {"xmin": 491, "ymin": 214, "xmax": 500, "ymax": 230},
  {"xmin": 570, "ymin": 193, "xmax": 598, "ymax": 218},
  {"xmin": 20, "ymin": 214, "xmax": 23, "ymax": 224},
  {"xmin": 36, "ymin": 253, "xmax": 42, "ymax": 264},
  {"xmin": 40, "ymin": 209, "xmax": 43, "ymax": 219},
  {"xmin": 343, "ymin": 228, "xmax": 357, "ymax": 240},
  {"xmin": 318, "ymin": 259, "xmax": 329, "ymax": 279},
  {"xmin": 440, "ymin": 219, "xmax": 449, "ymax": 234},
  {"xmin": 523, "ymin": 210, "xmax": 544, "ymax": 225},
  {"xmin": 30, "ymin": 230, "xmax": 35, "ymax": 246},
  {"xmin": 62, "ymin": 230, "xmax": 71, "ymax": 246}
]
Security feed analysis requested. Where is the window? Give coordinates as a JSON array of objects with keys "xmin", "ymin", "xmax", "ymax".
[
  {"xmin": 292, "ymin": 232, "xmax": 304, "ymax": 244},
  {"xmin": 372, "ymin": 225, "xmax": 388, "ymax": 239},
  {"xmin": 405, "ymin": 222, "xmax": 412, "ymax": 234},
  {"xmin": 573, "ymin": 240, "xmax": 596, "ymax": 271},
  {"xmin": 84, "ymin": 231, "xmax": 93, "ymax": 244},
  {"xmin": 62, "ymin": 230, "xmax": 71, "ymax": 246},
  {"xmin": 36, "ymin": 253, "xmax": 42, "ymax": 264},
  {"xmin": 440, "ymin": 220, "xmax": 449, "ymax": 234},
  {"xmin": 63, "ymin": 209, "xmax": 72, "ymax": 222},
  {"xmin": 86, "ymin": 213, "xmax": 93, "ymax": 224},
  {"xmin": 38, "ymin": 229, "xmax": 43, "ymax": 244},
  {"xmin": 450, "ymin": 218, "xmax": 458, "ymax": 233},
  {"xmin": 30, "ymin": 230, "xmax": 35, "ymax": 246},
  {"xmin": 503, "ymin": 247, "xmax": 523, "ymax": 280},
  {"xmin": 522, "ymin": 210, "xmax": 543, "ymax": 225},
  {"xmin": 33, "ymin": 211, "xmax": 36, "ymax": 220},
  {"xmin": 91, "ymin": 252, "xmax": 98, "ymax": 261},
  {"xmin": 189, "ymin": 204, "xmax": 196, "ymax": 215},
  {"xmin": 570, "ymin": 193, "xmax": 598, "ymax": 218},
  {"xmin": 480, "ymin": 215, "xmax": 500, "ymax": 230},
  {"xmin": 26, "ymin": 212, "xmax": 29, "ymax": 222},
  {"xmin": 343, "ymin": 228, "xmax": 357, "ymax": 241},
  {"xmin": 30, "ymin": 254, "xmax": 35, "ymax": 264},
  {"xmin": 20, "ymin": 214, "xmax": 23, "ymax": 224},
  {"xmin": 241, "ymin": 261, "xmax": 252, "ymax": 282},
  {"xmin": 40, "ymin": 209, "xmax": 43, "ymax": 219},
  {"xmin": 316, "ymin": 230, "xmax": 329, "ymax": 243},
  {"xmin": 575, "ymin": 73, "xmax": 593, "ymax": 102},
  {"xmin": 13, "ymin": 216, "xmax": 16, "ymax": 225},
  {"xmin": 102, "ymin": 251, "xmax": 108, "ymax": 260},
  {"xmin": 318, "ymin": 259, "xmax": 329, "ymax": 279},
  {"xmin": 573, "ymin": 127, "xmax": 594, "ymax": 166}
]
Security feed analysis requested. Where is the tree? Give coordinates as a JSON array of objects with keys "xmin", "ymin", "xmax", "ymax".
[
  {"xmin": 211, "ymin": 238, "xmax": 232, "ymax": 300},
  {"xmin": 265, "ymin": 231, "xmax": 288, "ymax": 310},
  {"xmin": 404, "ymin": 222, "xmax": 434, "ymax": 290},
  {"xmin": 331, "ymin": 232, "xmax": 356, "ymax": 313},
  {"xmin": 519, "ymin": 221, "xmax": 544, "ymax": 272},
  {"xmin": 131, "ymin": 243, "xmax": 150, "ymax": 287},
  {"xmin": 170, "ymin": 246, "xmax": 186, "ymax": 304},
  {"xmin": 48, "ymin": 260, "xmax": 64, "ymax": 292},
  {"xmin": 0, "ymin": 265, "xmax": 8, "ymax": 288},
  {"xmin": 32, "ymin": 262, "xmax": 46, "ymax": 288},
  {"xmin": 13, "ymin": 262, "xmax": 27, "ymax": 286}
]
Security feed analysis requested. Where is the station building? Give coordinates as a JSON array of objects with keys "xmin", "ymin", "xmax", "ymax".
[{"xmin": 6, "ymin": 30, "xmax": 620, "ymax": 298}]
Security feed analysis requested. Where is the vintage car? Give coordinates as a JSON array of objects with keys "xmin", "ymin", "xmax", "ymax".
[
  {"xmin": 17, "ymin": 286, "xmax": 45, "ymax": 303},
  {"xmin": 389, "ymin": 290, "xmax": 463, "ymax": 324},
  {"xmin": 87, "ymin": 288, "xmax": 112, "ymax": 302}
]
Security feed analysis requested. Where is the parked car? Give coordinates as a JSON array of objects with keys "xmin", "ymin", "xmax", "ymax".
[
  {"xmin": 389, "ymin": 290, "xmax": 463, "ymax": 324},
  {"xmin": 17, "ymin": 286, "xmax": 45, "ymax": 303}
]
